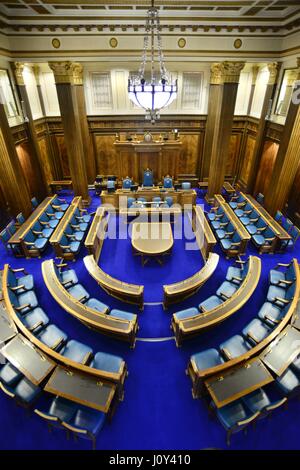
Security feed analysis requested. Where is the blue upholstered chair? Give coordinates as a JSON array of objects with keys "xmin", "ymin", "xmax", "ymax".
[
  {"xmin": 36, "ymin": 324, "xmax": 68, "ymax": 351},
  {"xmin": 34, "ymin": 396, "xmax": 77, "ymax": 433},
  {"xmin": 127, "ymin": 197, "xmax": 136, "ymax": 208},
  {"xmin": 0, "ymin": 229, "xmax": 20, "ymax": 255},
  {"xmin": 256, "ymin": 193, "xmax": 264, "ymax": 205},
  {"xmin": 65, "ymin": 224, "xmax": 85, "ymax": 242},
  {"xmin": 234, "ymin": 202, "xmax": 253, "ymax": 219},
  {"xmin": 242, "ymin": 388, "xmax": 287, "ymax": 419},
  {"xmin": 54, "ymin": 262, "xmax": 78, "ymax": 287},
  {"xmin": 258, "ymin": 302, "xmax": 288, "ymax": 327},
  {"xmin": 23, "ymin": 230, "xmax": 48, "ymax": 256},
  {"xmin": 91, "ymin": 351, "xmax": 123, "ymax": 374},
  {"xmin": 282, "ymin": 226, "xmax": 300, "ymax": 250},
  {"xmin": 51, "ymin": 197, "xmax": 69, "ymax": 212},
  {"xmin": 173, "ymin": 307, "xmax": 199, "ymax": 321},
  {"xmin": 7, "ymin": 267, "xmax": 34, "ymax": 294},
  {"xmin": 70, "ymin": 215, "xmax": 88, "ymax": 233},
  {"xmin": 39, "ymin": 212, "xmax": 59, "ymax": 229},
  {"xmin": 152, "ymin": 197, "xmax": 161, "ymax": 203},
  {"xmin": 62, "ymin": 405, "xmax": 106, "ymax": 450},
  {"xmin": 60, "ymin": 234, "xmax": 81, "ymax": 257},
  {"xmin": 220, "ymin": 335, "xmax": 252, "ymax": 360},
  {"xmin": 275, "ymin": 367, "xmax": 300, "ymax": 397},
  {"xmin": 6, "ymin": 221, "xmax": 17, "ymax": 236},
  {"xmin": 143, "ymin": 169, "xmax": 154, "ymax": 187},
  {"xmin": 181, "ymin": 182, "xmax": 191, "ymax": 190},
  {"xmin": 110, "ymin": 309, "xmax": 136, "ymax": 321},
  {"xmin": 61, "ymin": 340, "xmax": 93, "ymax": 365},
  {"xmin": 212, "ymin": 399, "xmax": 259, "ymax": 446},
  {"xmin": 191, "ymin": 348, "xmax": 224, "ymax": 371},
  {"xmin": 229, "ymin": 194, "xmax": 245, "ymax": 210},
  {"xmin": 220, "ymin": 232, "xmax": 241, "ymax": 255},
  {"xmin": 274, "ymin": 210, "xmax": 283, "ymax": 224},
  {"xmin": 165, "ymin": 196, "xmax": 174, "ymax": 207},
  {"xmin": 207, "ymin": 206, "xmax": 224, "ymax": 222},
  {"xmin": 9, "ymin": 288, "xmax": 38, "ymax": 315},
  {"xmin": 18, "ymin": 307, "xmax": 49, "ymax": 334},
  {"xmin": 246, "ymin": 217, "xmax": 267, "ymax": 236},
  {"xmin": 122, "ymin": 177, "xmax": 132, "ymax": 189},
  {"xmin": 67, "ymin": 284, "xmax": 90, "ymax": 303},
  {"xmin": 31, "ymin": 197, "xmax": 39, "ymax": 209},
  {"xmin": 215, "ymin": 223, "xmax": 235, "ymax": 240},
  {"xmin": 0, "ymin": 361, "xmax": 23, "ymax": 387},
  {"xmin": 242, "ymin": 318, "xmax": 272, "ymax": 346},
  {"xmin": 0, "ymin": 375, "xmax": 41, "ymax": 407},
  {"xmin": 211, "ymin": 214, "xmax": 228, "ymax": 231},
  {"xmin": 266, "ymin": 281, "xmax": 295, "ymax": 308},
  {"xmin": 85, "ymin": 297, "xmax": 109, "ymax": 314},
  {"xmin": 46, "ymin": 208, "xmax": 63, "ymax": 221},
  {"xmin": 107, "ymin": 180, "xmax": 116, "ymax": 193},
  {"xmin": 281, "ymin": 218, "xmax": 293, "ymax": 233},
  {"xmin": 225, "ymin": 258, "xmax": 249, "ymax": 283},
  {"xmin": 74, "ymin": 207, "xmax": 91, "ymax": 224},
  {"xmin": 32, "ymin": 220, "xmax": 53, "ymax": 239},
  {"xmin": 16, "ymin": 213, "xmax": 25, "ymax": 226},
  {"xmin": 269, "ymin": 261, "xmax": 295, "ymax": 288},
  {"xmin": 252, "ymin": 226, "xmax": 276, "ymax": 251},
  {"xmin": 163, "ymin": 176, "xmax": 173, "ymax": 188},
  {"xmin": 240, "ymin": 211, "xmax": 259, "ymax": 227}
]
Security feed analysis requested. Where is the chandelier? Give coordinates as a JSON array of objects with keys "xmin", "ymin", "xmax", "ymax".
[{"xmin": 128, "ymin": 0, "xmax": 177, "ymax": 124}]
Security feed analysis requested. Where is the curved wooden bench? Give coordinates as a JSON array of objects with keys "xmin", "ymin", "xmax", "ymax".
[
  {"xmin": 172, "ymin": 255, "xmax": 261, "ymax": 346},
  {"xmin": 84, "ymin": 207, "xmax": 108, "ymax": 262},
  {"xmin": 187, "ymin": 259, "xmax": 300, "ymax": 399},
  {"xmin": 84, "ymin": 255, "xmax": 144, "ymax": 310},
  {"xmin": 42, "ymin": 259, "xmax": 138, "ymax": 348},
  {"xmin": 2, "ymin": 264, "xmax": 127, "ymax": 397},
  {"xmin": 163, "ymin": 252, "xmax": 219, "ymax": 309}
]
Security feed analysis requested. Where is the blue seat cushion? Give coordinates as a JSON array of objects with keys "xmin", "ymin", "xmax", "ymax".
[
  {"xmin": 229, "ymin": 202, "xmax": 238, "ymax": 209},
  {"xmin": 34, "ymin": 238, "xmax": 48, "ymax": 250},
  {"xmin": 242, "ymin": 318, "xmax": 272, "ymax": 345},
  {"xmin": 191, "ymin": 348, "xmax": 224, "ymax": 371},
  {"xmin": 291, "ymin": 354, "xmax": 300, "ymax": 373},
  {"xmin": 0, "ymin": 362, "xmax": 22, "ymax": 386},
  {"xmin": 258, "ymin": 302, "xmax": 284, "ymax": 326},
  {"xmin": 48, "ymin": 219, "xmax": 59, "ymax": 228},
  {"xmin": 215, "ymin": 400, "xmax": 248, "ymax": 430},
  {"xmin": 246, "ymin": 225, "xmax": 258, "ymax": 235},
  {"xmin": 200, "ymin": 296, "xmax": 223, "ymax": 311},
  {"xmin": 68, "ymin": 284, "xmax": 90, "ymax": 302},
  {"xmin": 220, "ymin": 239, "xmax": 233, "ymax": 251},
  {"xmin": 60, "ymin": 269, "xmax": 78, "ymax": 285},
  {"xmin": 14, "ymin": 377, "xmax": 41, "ymax": 404},
  {"xmin": 276, "ymin": 368, "xmax": 300, "ymax": 394},
  {"xmin": 216, "ymin": 281, "xmax": 237, "ymax": 298},
  {"xmin": 49, "ymin": 396, "xmax": 77, "ymax": 422},
  {"xmin": 252, "ymin": 234, "xmax": 266, "ymax": 246},
  {"xmin": 220, "ymin": 335, "xmax": 251, "ymax": 359},
  {"xmin": 73, "ymin": 406, "xmax": 106, "ymax": 436},
  {"xmin": 174, "ymin": 307, "xmax": 199, "ymax": 321},
  {"xmin": 21, "ymin": 307, "xmax": 49, "ymax": 333},
  {"xmin": 269, "ymin": 270, "xmax": 291, "ymax": 288},
  {"xmin": 234, "ymin": 209, "xmax": 244, "ymax": 218},
  {"xmin": 42, "ymin": 228, "xmax": 54, "ymax": 238},
  {"xmin": 91, "ymin": 351, "xmax": 123, "ymax": 373},
  {"xmin": 54, "ymin": 211, "xmax": 64, "ymax": 219},
  {"xmin": 226, "ymin": 267, "xmax": 242, "ymax": 282},
  {"xmin": 85, "ymin": 298, "xmax": 108, "ymax": 313},
  {"xmin": 37, "ymin": 324, "xmax": 68, "ymax": 350},
  {"xmin": 110, "ymin": 309, "xmax": 136, "ymax": 321},
  {"xmin": 211, "ymin": 221, "xmax": 222, "ymax": 230},
  {"xmin": 242, "ymin": 388, "xmax": 271, "ymax": 413},
  {"xmin": 18, "ymin": 274, "xmax": 34, "ymax": 291},
  {"xmin": 240, "ymin": 217, "xmax": 250, "ymax": 225},
  {"xmin": 62, "ymin": 340, "xmax": 93, "ymax": 364},
  {"xmin": 17, "ymin": 290, "xmax": 38, "ymax": 312}
]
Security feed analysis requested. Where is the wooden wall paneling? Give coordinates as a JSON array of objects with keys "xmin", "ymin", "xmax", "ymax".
[
  {"xmin": 225, "ymin": 133, "xmax": 242, "ymax": 178},
  {"xmin": 94, "ymin": 134, "xmax": 118, "ymax": 176},
  {"xmin": 239, "ymin": 134, "xmax": 256, "ymax": 189},
  {"xmin": 38, "ymin": 137, "xmax": 54, "ymax": 185},
  {"xmin": 16, "ymin": 142, "xmax": 37, "ymax": 197},
  {"xmin": 178, "ymin": 133, "xmax": 199, "ymax": 176},
  {"xmin": 0, "ymin": 183, "xmax": 10, "ymax": 230},
  {"xmin": 254, "ymin": 140, "xmax": 279, "ymax": 196},
  {"xmin": 55, "ymin": 134, "xmax": 70, "ymax": 178},
  {"xmin": 287, "ymin": 162, "xmax": 300, "ymax": 224}
]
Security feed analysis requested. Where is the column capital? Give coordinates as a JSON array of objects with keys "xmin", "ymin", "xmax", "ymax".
[
  {"xmin": 210, "ymin": 63, "xmax": 224, "ymax": 85},
  {"xmin": 267, "ymin": 62, "xmax": 281, "ymax": 85},
  {"xmin": 48, "ymin": 61, "xmax": 75, "ymax": 84},
  {"xmin": 32, "ymin": 65, "xmax": 41, "ymax": 85},
  {"xmin": 210, "ymin": 61, "xmax": 245, "ymax": 85},
  {"xmin": 222, "ymin": 61, "xmax": 245, "ymax": 83},
  {"xmin": 12, "ymin": 62, "xmax": 25, "ymax": 86},
  {"xmin": 72, "ymin": 63, "xmax": 83, "ymax": 85},
  {"xmin": 251, "ymin": 65, "xmax": 260, "ymax": 85}
]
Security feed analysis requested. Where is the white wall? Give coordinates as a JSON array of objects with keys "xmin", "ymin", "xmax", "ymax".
[
  {"xmin": 39, "ymin": 64, "xmax": 60, "ymax": 116},
  {"xmin": 235, "ymin": 70, "xmax": 252, "ymax": 115},
  {"xmin": 250, "ymin": 66, "xmax": 269, "ymax": 118},
  {"xmin": 23, "ymin": 65, "xmax": 43, "ymax": 120}
]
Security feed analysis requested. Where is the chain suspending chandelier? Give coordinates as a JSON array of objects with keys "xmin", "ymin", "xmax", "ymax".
[{"xmin": 128, "ymin": 0, "xmax": 177, "ymax": 124}]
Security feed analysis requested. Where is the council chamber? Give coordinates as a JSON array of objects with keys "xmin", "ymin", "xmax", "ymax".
[{"xmin": 0, "ymin": 0, "xmax": 299, "ymax": 453}]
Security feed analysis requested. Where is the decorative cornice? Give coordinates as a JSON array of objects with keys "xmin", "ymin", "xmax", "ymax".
[
  {"xmin": 12, "ymin": 62, "xmax": 25, "ymax": 86},
  {"xmin": 48, "ymin": 61, "xmax": 75, "ymax": 84},
  {"xmin": 267, "ymin": 62, "xmax": 281, "ymax": 85},
  {"xmin": 32, "ymin": 64, "xmax": 41, "ymax": 85},
  {"xmin": 210, "ymin": 61, "xmax": 244, "ymax": 85}
]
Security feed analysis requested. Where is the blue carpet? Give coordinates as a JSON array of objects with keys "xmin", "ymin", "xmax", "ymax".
[{"xmin": 0, "ymin": 189, "xmax": 299, "ymax": 450}]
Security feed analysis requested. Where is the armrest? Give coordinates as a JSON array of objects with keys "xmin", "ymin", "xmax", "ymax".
[
  {"xmin": 237, "ymin": 202, "xmax": 246, "ymax": 207},
  {"xmin": 246, "ymin": 331, "xmax": 259, "ymax": 344},
  {"xmin": 34, "ymin": 410, "xmax": 59, "ymax": 423},
  {"xmin": 225, "ymin": 231, "xmax": 235, "ymax": 237},
  {"xmin": 230, "ymin": 242, "xmax": 241, "ymax": 247},
  {"xmin": 32, "ymin": 230, "xmax": 43, "ymax": 235},
  {"xmin": 46, "ymin": 212, "xmax": 55, "ymax": 217},
  {"xmin": 71, "ymin": 224, "xmax": 80, "ymax": 229},
  {"xmin": 60, "ymin": 245, "xmax": 71, "ymax": 249},
  {"xmin": 277, "ymin": 279, "xmax": 293, "ymax": 286},
  {"xmin": 9, "ymin": 285, "xmax": 25, "ymax": 292},
  {"xmin": 235, "ymin": 259, "xmax": 246, "ymax": 265},
  {"xmin": 243, "ymin": 210, "xmax": 252, "ymax": 215},
  {"xmin": 209, "ymin": 206, "xmax": 218, "ymax": 212},
  {"xmin": 78, "ymin": 295, "xmax": 88, "ymax": 303},
  {"xmin": 15, "ymin": 303, "xmax": 31, "ymax": 312},
  {"xmin": 265, "ymin": 314, "xmax": 280, "ymax": 324},
  {"xmin": 65, "ymin": 234, "xmax": 76, "ymax": 239},
  {"xmin": 219, "ymin": 292, "xmax": 230, "ymax": 300},
  {"xmin": 257, "ymin": 226, "xmax": 267, "ymax": 232},
  {"xmin": 61, "ymin": 422, "xmax": 87, "ymax": 435},
  {"xmin": 274, "ymin": 296, "xmax": 290, "ymax": 305},
  {"xmin": 80, "ymin": 209, "xmax": 88, "ymax": 213},
  {"xmin": 237, "ymin": 411, "xmax": 260, "ymax": 426},
  {"xmin": 250, "ymin": 217, "xmax": 259, "ymax": 223},
  {"xmin": 58, "ymin": 197, "xmax": 67, "ymax": 203},
  {"xmin": 51, "ymin": 337, "xmax": 65, "ymax": 351},
  {"xmin": 55, "ymin": 263, "xmax": 68, "ymax": 268},
  {"xmin": 29, "ymin": 321, "xmax": 43, "ymax": 332},
  {"xmin": 24, "ymin": 242, "xmax": 35, "ymax": 246},
  {"xmin": 0, "ymin": 381, "xmax": 15, "ymax": 398},
  {"xmin": 11, "ymin": 268, "xmax": 26, "ymax": 273},
  {"xmin": 220, "ymin": 347, "xmax": 232, "ymax": 360},
  {"xmin": 232, "ymin": 276, "xmax": 242, "ymax": 283},
  {"xmin": 265, "ymin": 397, "xmax": 287, "ymax": 412},
  {"xmin": 62, "ymin": 280, "xmax": 73, "ymax": 288},
  {"xmin": 276, "ymin": 262, "xmax": 291, "ymax": 268},
  {"xmin": 265, "ymin": 237, "xmax": 276, "ymax": 242},
  {"xmin": 40, "ymin": 221, "xmax": 50, "ymax": 226},
  {"xmin": 82, "ymin": 351, "xmax": 93, "ymax": 365},
  {"xmin": 220, "ymin": 222, "xmax": 229, "ymax": 227}
]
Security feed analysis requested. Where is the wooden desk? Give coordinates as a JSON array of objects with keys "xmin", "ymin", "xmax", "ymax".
[
  {"xmin": 84, "ymin": 207, "xmax": 108, "ymax": 262},
  {"xmin": 172, "ymin": 255, "xmax": 261, "ymax": 346},
  {"xmin": 260, "ymin": 325, "xmax": 300, "ymax": 376},
  {"xmin": 0, "ymin": 302, "xmax": 17, "ymax": 343},
  {"xmin": 223, "ymin": 182, "xmax": 236, "ymax": 197},
  {"xmin": 1, "ymin": 334, "xmax": 55, "ymax": 386},
  {"xmin": 120, "ymin": 206, "xmax": 182, "ymax": 223},
  {"xmin": 49, "ymin": 180, "xmax": 72, "ymax": 194},
  {"xmin": 205, "ymin": 358, "xmax": 273, "ymax": 408},
  {"xmin": 192, "ymin": 205, "xmax": 216, "ymax": 260},
  {"xmin": 132, "ymin": 222, "xmax": 173, "ymax": 266},
  {"xmin": 84, "ymin": 255, "xmax": 144, "ymax": 310},
  {"xmin": 163, "ymin": 252, "xmax": 219, "ymax": 309},
  {"xmin": 42, "ymin": 259, "xmax": 138, "ymax": 348},
  {"xmin": 45, "ymin": 365, "xmax": 116, "ymax": 413},
  {"xmin": 8, "ymin": 196, "xmax": 56, "ymax": 257}
]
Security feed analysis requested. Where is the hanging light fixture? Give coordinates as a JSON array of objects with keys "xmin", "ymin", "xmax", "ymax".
[{"xmin": 128, "ymin": 0, "xmax": 177, "ymax": 124}]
